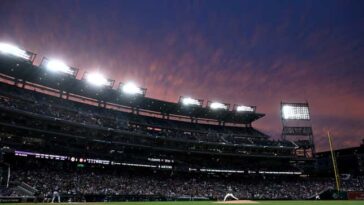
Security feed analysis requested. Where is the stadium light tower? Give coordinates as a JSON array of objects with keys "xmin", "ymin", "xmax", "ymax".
[
  {"xmin": 179, "ymin": 96, "xmax": 203, "ymax": 107},
  {"xmin": 120, "ymin": 82, "xmax": 146, "ymax": 96},
  {"xmin": 40, "ymin": 57, "xmax": 78, "ymax": 77},
  {"xmin": 209, "ymin": 101, "xmax": 228, "ymax": 110},
  {"xmin": 281, "ymin": 102, "xmax": 315, "ymax": 158},
  {"xmin": 84, "ymin": 72, "xmax": 113, "ymax": 87},
  {"xmin": 0, "ymin": 42, "xmax": 35, "ymax": 62}
]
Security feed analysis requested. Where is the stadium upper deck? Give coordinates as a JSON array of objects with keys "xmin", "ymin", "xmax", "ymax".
[{"xmin": 0, "ymin": 45, "xmax": 263, "ymax": 126}]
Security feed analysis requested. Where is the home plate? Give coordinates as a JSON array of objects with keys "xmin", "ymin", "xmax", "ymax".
[{"xmin": 214, "ymin": 200, "xmax": 259, "ymax": 204}]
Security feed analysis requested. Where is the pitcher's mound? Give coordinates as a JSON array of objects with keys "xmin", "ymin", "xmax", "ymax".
[{"xmin": 215, "ymin": 200, "xmax": 259, "ymax": 204}]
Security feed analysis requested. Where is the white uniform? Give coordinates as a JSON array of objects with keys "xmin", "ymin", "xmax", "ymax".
[
  {"xmin": 223, "ymin": 186, "xmax": 239, "ymax": 201},
  {"xmin": 51, "ymin": 187, "xmax": 61, "ymax": 203}
]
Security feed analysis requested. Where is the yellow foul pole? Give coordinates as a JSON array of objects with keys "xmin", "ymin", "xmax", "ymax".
[{"xmin": 327, "ymin": 131, "xmax": 340, "ymax": 191}]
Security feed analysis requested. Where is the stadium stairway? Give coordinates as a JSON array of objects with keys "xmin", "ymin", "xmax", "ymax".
[{"xmin": 12, "ymin": 181, "xmax": 37, "ymax": 196}]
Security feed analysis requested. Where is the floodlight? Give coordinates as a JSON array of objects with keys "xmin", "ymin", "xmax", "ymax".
[
  {"xmin": 0, "ymin": 42, "xmax": 30, "ymax": 60},
  {"xmin": 282, "ymin": 105, "xmax": 294, "ymax": 119},
  {"xmin": 44, "ymin": 59, "xmax": 75, "ymax": 75},
  {"xmin": 236, "ymin": 105, "xmax": 254, "ymax": 112},
  {"xmin": 282, "ymin": 104, "xmax": 310, "ymax": 120},
  {"xmin": 85, "ymin": 72, "xmax": 110, "ymax": 87},
  {"xmin": 210, "ymin": 102, "xmax": 228, "ymax": 110},
  {"xmin": 121, "ymin": 82, "xmax": 144, "ymax": 95},
  {"xmin": 181, "ymin": 97, "xmax": 201, "ymax": 106}
]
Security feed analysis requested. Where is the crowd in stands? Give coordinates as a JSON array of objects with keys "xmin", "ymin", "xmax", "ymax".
[
  {"xmin": 0, "ymin": 83, "xmax": 295, "ymax": 148},
  {"xmin": 0, "ymin": 84, "xmax": 362, "ymax": 202},
  {"xmin": 9, "ymin": 168, "xmax": 364, "ymax": 200}
]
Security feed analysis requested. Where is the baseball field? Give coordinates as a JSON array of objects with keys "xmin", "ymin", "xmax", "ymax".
[{"xmin": 2, "ymin": 201, "xmax": 364, "ymax": 205}]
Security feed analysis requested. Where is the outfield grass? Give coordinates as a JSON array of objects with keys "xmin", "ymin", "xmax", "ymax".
[{"xmin": 2, "ymin": 201, "xmax": 363, "ymax": 205}]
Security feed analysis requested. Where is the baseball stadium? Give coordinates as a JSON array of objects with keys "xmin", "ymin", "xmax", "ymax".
[{"xmin": 0, "ymin": 41, "xmax": 363, "ymax": 204}]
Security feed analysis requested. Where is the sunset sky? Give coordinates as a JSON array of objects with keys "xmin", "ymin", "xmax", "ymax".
[{"xmin": 0, "ymin": 0, "xmax": 363, "ymax": 151}]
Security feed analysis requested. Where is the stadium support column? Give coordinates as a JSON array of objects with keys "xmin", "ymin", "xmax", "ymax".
[{"xmin": 0, "ymin": 148, "xmax": 10, "ymax": 188}]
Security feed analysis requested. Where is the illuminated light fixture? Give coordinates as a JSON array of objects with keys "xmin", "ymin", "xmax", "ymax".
[
  {"xmin": 236, "ymin": 105, "xmax": 254, "ymax": 112},
  {"xmin": 282, "ymin": 105, "xmax": 294, "ymax": 119},
  {"xmin": 210, "ymin": 102, "xmax": 228, "ymax": 110},
  {"xmin": 44, "ymin": 59, "xmax": 74, "ymax": 75},
  {"xmin": 282, "ymin": 104, "xmax": 310, "ymax": 120},
  {"xmin": 121, "ymin": 82, "xmax": 143, "ymax": 95},
  {"xmin": 0, "ymin": 42, "xmax": 30, "ymax": 60},
  {"xmin": 85, "ymin": 72, "xmax": 109, "ymax": 87},
  {"xmin": 181, "ymin": 97, "xmax": 201, "ymax": 106}
]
